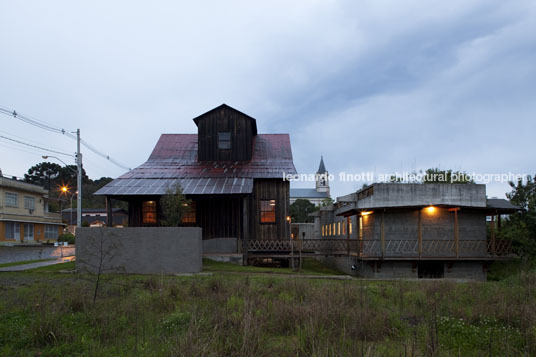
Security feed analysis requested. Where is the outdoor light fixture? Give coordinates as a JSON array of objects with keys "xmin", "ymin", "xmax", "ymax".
[
  {"xmin": 426, "ymin": 206, "xmax": 436, "ymax": 213},
  {"xmin": 269, "ymin": 200, "xmax": 276, "ymax": 206},
  {"xmin": 286, "ymin": 216, "xmax": 291, "ymax": 222},
  {"xmin": 361, "ymin": 211, "xmax": 373, "ymax": 216},
  {"xmin": 60, "ymin": 186, "xmax": 68, "ymax": 193}
]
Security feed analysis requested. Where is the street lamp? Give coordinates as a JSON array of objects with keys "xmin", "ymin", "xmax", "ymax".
[{"xmin": 43, "ymin": 153, "xmax": 82, "ymax": 229}]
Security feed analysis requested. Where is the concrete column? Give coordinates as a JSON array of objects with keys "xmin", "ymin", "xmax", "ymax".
[{"xmin": 106, "ymin": 196, "xmax": 113, "ymax": 227}]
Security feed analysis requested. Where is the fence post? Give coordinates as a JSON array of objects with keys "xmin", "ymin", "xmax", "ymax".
[
  {"xmin": 490, "ymin": 214, "xmax": 496, "ymax": 257},
  {"xmin": 454, "ymin": 209, "xmax": 459, "ymax": 259},
  {"xmin": 380, "ymin": 210, "xmax": 385, "ymax": 258},
  {"xmin": 418, "ymin": 209, "xmax": 422, "ymax": 259}
]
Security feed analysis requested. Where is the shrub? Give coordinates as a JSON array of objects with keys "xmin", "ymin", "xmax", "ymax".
[{"xmin": 57, "ymin": 233, "xmax": 75, "ymax": 245}]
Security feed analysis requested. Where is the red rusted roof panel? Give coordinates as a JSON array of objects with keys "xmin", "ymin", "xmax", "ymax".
[{"xmin": 96, "ymin": 134, "xmax": 296, "ymax": 196}]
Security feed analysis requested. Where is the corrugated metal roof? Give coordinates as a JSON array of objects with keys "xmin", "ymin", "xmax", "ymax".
[{"xmin": 96, "ymin": 134, "xmax": 295, "ymax": 196}]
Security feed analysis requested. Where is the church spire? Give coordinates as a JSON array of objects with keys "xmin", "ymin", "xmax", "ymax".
[
  {"xmin": 316, "ymin": 156, "xmax": 330, "ymax": 195},
  {"xmin": 317, "ymin": 155, "xmax": 327, "ymax": 174}
]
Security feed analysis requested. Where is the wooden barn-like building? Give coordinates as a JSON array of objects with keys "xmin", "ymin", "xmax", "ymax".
[{"xmin": 95, "ymin": 104, "xmax": 297, "ymax": 259}]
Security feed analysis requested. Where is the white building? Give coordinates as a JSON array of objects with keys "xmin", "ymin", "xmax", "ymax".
[{"xmin": 290, "ymin": 156, "xmax": 331, "ymax": 206}]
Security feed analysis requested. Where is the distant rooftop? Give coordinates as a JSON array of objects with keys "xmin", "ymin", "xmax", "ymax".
[
  {"xmin": 290, "ymin": 188, "xmax": 329, "ymax": 199},
  {"xmin": 0, "ymin": 174, "xmax": 48, "ymax": 195}
]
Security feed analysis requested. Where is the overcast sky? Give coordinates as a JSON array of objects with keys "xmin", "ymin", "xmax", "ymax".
[{"xmin": 1, "ymin": 1, "xmax": 534, "ymax": 199}]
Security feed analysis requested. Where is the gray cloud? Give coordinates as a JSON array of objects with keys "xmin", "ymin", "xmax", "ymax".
[{"xmin": 0, "ymin": 0, "xmax": 534, "ymax": 199}]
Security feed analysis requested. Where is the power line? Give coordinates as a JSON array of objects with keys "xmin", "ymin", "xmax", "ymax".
[
  {"xmin": 0, "ymin": 129, "xmax": 74, "ymax": 154},
  {"xmin": 0, "ymin": 105, "xmax": 131, "ymax": 170},
  {"xmin": 0, "ymin": 135, "xmax": 72, "ymax": 156}
]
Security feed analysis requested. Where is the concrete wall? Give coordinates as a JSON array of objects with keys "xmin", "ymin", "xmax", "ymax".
[
  {"xmin": 317, "ymin": 256, "xmax": 486, "ymax": 281},
  {"xmin": 0, "ymin": 245, "xmax": 75, "ymax": 264},
  {"xmin": 203, "ymin": 238, "xmax": 237, "ymax": 254},
  {"xmin": 356, "ymin": 183, "xmax": 487, "ymax": 209},
  {"xmin": 76, "ymin": 227, "xmax": 202, "ymax": 274},
  {"xmin": 291, "ymin": 223, "xmax": 316, "ymax": 240},
  {"xmin": 444, "ymin": 261, "xmax": 486, "ymax": 281}
]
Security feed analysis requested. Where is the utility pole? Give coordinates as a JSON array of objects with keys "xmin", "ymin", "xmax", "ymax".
[{"xmin": 76, "ymin": 129, "xmax": 82, "ymax": 228}]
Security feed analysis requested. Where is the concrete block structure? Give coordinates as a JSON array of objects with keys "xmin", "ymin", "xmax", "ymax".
[
  {"xmin": 312, "ymin": 183, "xmax": 520, "ymax": 281},
  {"xmin": 76, "ymin": 227, "xmax": 202, "ymax": 274}
]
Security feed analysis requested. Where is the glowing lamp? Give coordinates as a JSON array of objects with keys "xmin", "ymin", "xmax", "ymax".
[
  {"xmin": 426, "ymin": 206, "xmax": 436, "ymax": 213},
  {"xmin": 361, "ymin": 211, "xmax": 373, "ymax": 216}
]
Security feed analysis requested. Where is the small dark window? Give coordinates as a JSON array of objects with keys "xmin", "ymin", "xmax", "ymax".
[
  {"xmin": 142, "ymin": 201, "xmax": 157, "ymax": 224},
  {"xmin": 260, "ymin": 199, "xmax": 276, "ymax": 223},
  {"xmin": 218, "ymin": 132, "xmax": 231, "ymax": 149}
]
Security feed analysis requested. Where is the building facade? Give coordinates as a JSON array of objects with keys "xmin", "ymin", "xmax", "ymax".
[
  {"xmin": 95, "ymin": 104, "xmax": 297, "ymax": 260},
  {"xmin": 290, "ymin": 156, "xmax": 331, "ymax": 206},
  {"xmin": 0, "ymin": 175, "xmax": 63, "ymax": 242},
  {"xmin": 312, "ymin": 183, "xmax": 519, "ymax": 280}
]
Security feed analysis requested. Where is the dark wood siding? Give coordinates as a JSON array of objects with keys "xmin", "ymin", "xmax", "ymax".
[
  {"xmin": 197, "ymin": 107, "xmax": 254, "ymax": 161},
  {"xmin": 194, "ymin": 196, "xmax": 243, "ymax": 239},
  {"xmin": 251, "ymin": 179, "xmax": 290, "ymax": 241}
]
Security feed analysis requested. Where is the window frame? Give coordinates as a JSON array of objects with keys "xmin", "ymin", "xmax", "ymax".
[
  {"xmin": 4, "ymin": 222, "xmax": 20, "ymax": 240},
  {"xmin": 217, "ymin": 131, "xmax": 232, "ymax": 150},
  {"xmin": 24, "ymin": 223, "xmax": 34, "ymax": 241},
  {"xmin": 142, "ymin": 201, "xmax": 157, "ymax": 225},
  {"xmin": 181, "ymin": 201, "xmax": 196, "ymax": 224},
  {"xmin": 5, "ymin": 192, "xmax": 18, "ymax": 207},
  {"xmin": 45, "ymin": 225, "xmax": 58, "ymax": 239},
  {"xmin": 24, "ymin": 196, "xmax": 35, "ymax": 210},
  {"xmin": 259, "ymin": 199, "xmax": 276, "ymax": 224}
]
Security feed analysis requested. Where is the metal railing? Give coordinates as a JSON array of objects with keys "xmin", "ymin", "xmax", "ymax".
[{"xmin": 246, "ymin": 238, "xmax": 513, "ymax": 258}]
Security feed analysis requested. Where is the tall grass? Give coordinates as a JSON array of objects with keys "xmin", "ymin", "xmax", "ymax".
[{"xmin": 1, "ymin": 271, "xmax": 535, "ymax": 356}]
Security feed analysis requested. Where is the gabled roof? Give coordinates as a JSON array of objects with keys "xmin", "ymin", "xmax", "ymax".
[
  {"xmin": 192, "ymin": 104, "xmax": 258, "ymax": 135},
  {"xmin": 95, "ymin": 134, "xmax": 296, "ymax": 196}
]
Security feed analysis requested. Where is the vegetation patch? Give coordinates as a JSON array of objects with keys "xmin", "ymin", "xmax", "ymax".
[{"xmin": 1, "ymin": 264, "xmax": 535, "ymax": 356}]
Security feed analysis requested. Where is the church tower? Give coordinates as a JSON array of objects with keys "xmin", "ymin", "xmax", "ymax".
[{"xmin": 315, "ymin": 156, "xmax": 330, "ymax": 195}]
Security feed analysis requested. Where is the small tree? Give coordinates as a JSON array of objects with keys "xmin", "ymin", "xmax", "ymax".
[
  {"xmin": 319, "ymin": 197, "xmax": 334, "ymax": 207},
  {"xmin": 290, "ymin": 199, "xmax": 316, "ymax": 223},
  {"xmin": 159, "ymin": 183, "xmax": 190, "ymax": 227},
  {"xmin": 422, "ymin": 168, "xmax": 474, "ymax": 184},
  {"xmin": 499, "ymin": 175, "xmax": 536, "ymax": 258}
]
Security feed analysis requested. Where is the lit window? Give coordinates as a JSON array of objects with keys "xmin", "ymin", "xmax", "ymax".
[
  {"xmin": 142, "ymin": 201, "xmax": 157, "ymax": 224},
  {"xmin": 260, "ymin": 199, "xmax": 276, "ymax": 223},
  {"xmin": 5, "ymin": 192, "xmax": 17, "ymax": 207},
  {"xmin": 349, "ymin": 218, "xmax": 353, "ymax": 235},
  {"xmin": 24, "ymin": 196, "xmax": 35, "ymax": 210},
  {"xmin": 342, "ymin": 222, "xmax": 346, "ymax": 235},
  {"xmin": 181, "ymin": 201, "xmax": 196, "ymax": 224},
  {"xmin": 337, "ymin": 222, "xmax": 341, "ymax": 235},
  {"xmin": 218, "ymin": 132, "xmax": 231, "ymax": 149},
  {"xmin": 359, "ymin": 216, "xmax": 363, "ymax": 239},
  {"xmin": 328, "ymin": 224, "xmax": 331, "ymax": 236},
  {"xmin": 322, "ymin": 225, "xmax": 325, "ymax": 237},
  {"xmin": 45, "ymin": 225, "xmax": 58, "ymax": 239}
]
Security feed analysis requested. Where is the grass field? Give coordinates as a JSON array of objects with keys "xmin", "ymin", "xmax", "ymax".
[{"xmin": 0, "ymin": 259, "xmax": 535, "ymax": 356}]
